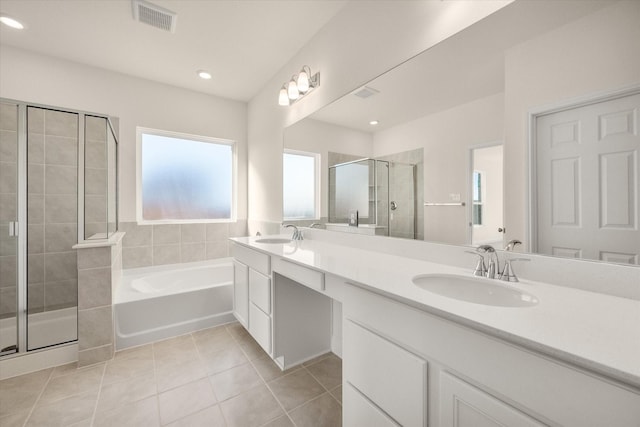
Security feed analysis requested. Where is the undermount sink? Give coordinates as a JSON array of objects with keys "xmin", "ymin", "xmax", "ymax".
[
  {"xmin": 412, "ymin": 274, "xmax": 538, "ymax": 307},
  {"xmin": 255, "ymin": 238, "xmax": 292, "ymax": 244}
]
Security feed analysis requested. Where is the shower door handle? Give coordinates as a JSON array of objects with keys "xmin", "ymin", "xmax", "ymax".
[{"xmin": 8, "ymin": 221, "xmax": 18, "ymax": 237}]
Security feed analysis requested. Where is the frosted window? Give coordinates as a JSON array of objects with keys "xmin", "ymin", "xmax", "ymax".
[
  {"xmin": 283, "ymin": 151, "xmax": 318, "ymax": 219},
  {"xmin": 141, "ymin": 133, "xmax": 233, "ymax": 220}
]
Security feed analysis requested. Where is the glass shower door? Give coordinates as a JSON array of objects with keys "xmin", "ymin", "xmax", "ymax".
[
  {"xmin": 0, "ymin": 102, "xmax": 19, "ymax": 355},
  {"xmin": 27, "ymin": 106, "xmax": 78, "ymax": 350}
]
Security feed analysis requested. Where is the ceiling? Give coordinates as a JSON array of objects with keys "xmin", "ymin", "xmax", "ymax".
[{"xmin": 0, "ymin": 0, "xmax": 347, "ymax": 101}]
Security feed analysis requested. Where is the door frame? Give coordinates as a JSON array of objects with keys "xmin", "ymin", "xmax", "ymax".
[
  {"xmin": 527, "ymin": 83, "xmax": 640, "ymax": 254},
  {"xmin": 467, "ymin": 140, "xmax": 503, "ymax": 246}
]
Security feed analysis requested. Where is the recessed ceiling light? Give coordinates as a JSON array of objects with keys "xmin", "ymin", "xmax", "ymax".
[
  {"xmin": 369, "ymin": 120, "xmax": 379, "ymax": 126},
  {"xmin": 0, "ymin": 14, "xmax": 25, "ymax": 30},
  {"xmin": 197, "ymin": 70, "xmax": 212, "ymax": 80}
]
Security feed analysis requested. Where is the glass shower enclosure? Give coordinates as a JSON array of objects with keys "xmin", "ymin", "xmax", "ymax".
[
  {"xmin": 0, "ymin": 100, "xmax": 118, "ymax": 357},
  {"xmin": 328, "ymin": 158, "xmax": 418, "ymax": 239}
]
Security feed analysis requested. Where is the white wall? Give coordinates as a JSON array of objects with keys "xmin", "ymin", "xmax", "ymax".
[
  {"xmin": 0, "ymin": 45, "xmax": 248, "ymax": 224},
  {"xmin": 503, "ymin": 0, "xmax": 640, "ymax": 249},
  {"xmin": 285, "ymin": 118, "xmax": 372, "ymax": 219},
  {"xmin": 372, "ymin": 93, "xmax": 504, "ymax": 245},
  {"xmin": 247, "ymin": 1, "xmax": 513, "ymax": 235}
]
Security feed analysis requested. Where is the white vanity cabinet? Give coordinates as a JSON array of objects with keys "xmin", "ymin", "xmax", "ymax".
[
  {"xmin": 231, "ymin": 242, "xmax": 335, "ymax": 368},
  {"xmin": 231, "ymin": 242, "xmax": 272, "ymax": 354},
  {"xmin": 343, "ymin": 282, "xmax": 640, "ymax": 427}
]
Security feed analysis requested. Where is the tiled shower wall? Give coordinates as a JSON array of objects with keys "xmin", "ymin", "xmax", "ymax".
[
  {"xmin": 27, "ymin": 107, "xmax": 78, "ymax": 313},
  {"xmin": 0, "ymin": 104, "xmax": 18, "ymax": 319},
  {"xmin": 84, "ymin": 116, "xmax": 108, "ymax": 239},
  {"xmin": 120, "ymin": 220, "xmax": 248, "ymax": 269}
]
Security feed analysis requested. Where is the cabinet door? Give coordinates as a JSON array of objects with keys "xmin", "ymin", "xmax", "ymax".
[
  {"xmin": 344, "ymin": 320, "xmax": 427, "ymax": 427},
  {"xmin": 249, "ymin": 303, "xmax": 272, "ymax": 354},
  {"xmin": 344, "ymin": 383, "xmax": 400, "ymax": 427},
  {"xmin": 440, "ymin": 372, "xmax": 545, "ymax": 427},
  {"xmin": 233, "ymin": 260, "xmax": 249, "ymax": 328}
]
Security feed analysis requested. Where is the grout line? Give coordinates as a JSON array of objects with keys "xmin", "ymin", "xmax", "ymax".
[
  {"xmin": 225, "ymin": 323, "xmax": 298, "ymax": 427},
  {"xmin": 195, "ymin": 328, "xmax": 232, "ymax": 427},
  {"xmin": 21, "ymin": 366, "xmax": 55, "ymax": 427},
  {"xmin": 88, "ymin": 362, "xmax": 107, "ymax": 427},
  {"xmin": 151, "ymin": 336, "xmax": 162, "ymax": 426}
]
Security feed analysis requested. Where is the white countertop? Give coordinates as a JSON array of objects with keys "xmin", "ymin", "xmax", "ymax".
[{"xmin": 231, "ymin": 236, "xmax": 640, "ymax": 388}]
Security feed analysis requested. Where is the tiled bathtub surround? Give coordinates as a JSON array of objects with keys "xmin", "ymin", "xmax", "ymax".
[
  {"xmin": 120, "ymin": 220, "xmax": 247, "ymax": 269},
  {"xmin": 76, "ymin": 233, "xmax": 123, "ymax": 366},
  {"xmin": 0, "ymin": 323, "xmax": 342, "ymax": 427}
]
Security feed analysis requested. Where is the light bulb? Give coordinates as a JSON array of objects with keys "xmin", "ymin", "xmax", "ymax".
[
  {"xmin": 287, "ymin": 79, "xmax": 299, "ymax": 100},
  {"xmin": 197, "ymin": 70, "xmax": 212, "ymax": 80},
  {"xmin": 0, "ymin": 15, "xmax": 24, "ymax": 29},
  {"xmin": 369, "ymin": 120, "xmax": 379, "ymax": 126},
  {"xmin": 278, "ymin": 86, "xmax": 290, "ymax": 106},
  {"xmin": 297, "ymin": 69, "xmax": 310, "ymax": 93}
]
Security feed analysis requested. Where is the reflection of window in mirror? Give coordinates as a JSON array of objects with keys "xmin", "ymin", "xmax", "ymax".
[
  {"xmin": 283, "ymin": 149, "xmax": 320, "ymax": 220},
  {"xmin": 472, "ymin": 171, "xmax": 484, "ymax": 226}
]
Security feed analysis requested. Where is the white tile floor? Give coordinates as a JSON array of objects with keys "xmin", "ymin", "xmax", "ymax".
[{"xmin": 0, "ymin": 322, "xmax": 342, "ymax": 427}]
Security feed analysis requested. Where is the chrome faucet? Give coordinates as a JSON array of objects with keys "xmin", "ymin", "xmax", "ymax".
[
  {"xmin": 283, "ymin": 224, "xmax": 303, "ymax": 240},
  {"xmin": 477, "ymin": 245, "xmax": 499, "ymax": 279},
  {"xmin": 471, "ymin": 240, "xmax": 529, "ymax": 282},
  {"xmin": 309, "ymin": 223, "xmax": 323, "ymax": 229}
]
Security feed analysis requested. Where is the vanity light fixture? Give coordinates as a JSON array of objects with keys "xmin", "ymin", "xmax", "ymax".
[
  {"xmin": 278, "ymin": 65, "xmax": 320, "ymax": 106},
  {"xmin": 197, "ymin": 70, "xmax": 212, "ymax": 80},
  {"xmin": 0, "ymin": 14, "xmax": 25, "ymax": 29},
  {"xmin": 278, "ymin": 84, "xmax": 290, "ymax": 106}
]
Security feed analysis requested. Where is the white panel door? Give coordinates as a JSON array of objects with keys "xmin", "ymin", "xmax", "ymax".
[{"xmin": 536, "ymin": 93, "xmax": 640, "ymax": 264}]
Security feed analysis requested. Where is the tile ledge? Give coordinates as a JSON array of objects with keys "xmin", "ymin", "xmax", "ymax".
[{"xmin": 73, "ymin": 231, "xmax": 125, "ymax": 249}]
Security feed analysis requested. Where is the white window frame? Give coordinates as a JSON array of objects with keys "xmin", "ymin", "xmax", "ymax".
[
  {"xmin": 283, "ymin": 148, "xmax": 321, "ymax": 221},
  {"xmin": 135, "ymin": 126, "xmax": 237, "ymax": 224}
]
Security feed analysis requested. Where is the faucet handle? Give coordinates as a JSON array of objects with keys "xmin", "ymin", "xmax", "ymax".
[
  {"xmin": 499, "ymin": 257, "xmax": 530, "ymax": 282},
  {"xmin": 504, "ymin": 239, "xmax": 522, "ymax": 251},
  {"xmin": 465, "ymin": 251, "xmax": 487, "ymax": 277}
]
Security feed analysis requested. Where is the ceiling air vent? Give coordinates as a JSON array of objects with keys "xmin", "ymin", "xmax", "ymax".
[
  {"xmin": 353, "ymin": 86, "xmax": 380, "ymax": 99},
  {"xmin": 132, "ymin": 0, "xmax": 177, "ymax": 33}
]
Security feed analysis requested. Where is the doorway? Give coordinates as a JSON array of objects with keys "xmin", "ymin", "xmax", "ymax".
[{"xmin": 469, "ymin": 144, "xmax": 503, "ymax": 247}]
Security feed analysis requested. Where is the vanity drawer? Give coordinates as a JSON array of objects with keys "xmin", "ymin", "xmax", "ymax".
[
  {"xmin": 249, "ymin": 269, "xmax": 271, "ymax": 315},
  {"xmin": 232, "ymin": 243, "xmax": 270, "ymax": 275},
  {"xmin": 272, "ymin": 257, "xmax": 324, "ymax": 292},
  {"xmin": 249, "ymin": 302, "xmax": 272, "ymax": 355},
  {"xmin": 344, "ymin": 319, "xmax": 427, "ymax": 427}
]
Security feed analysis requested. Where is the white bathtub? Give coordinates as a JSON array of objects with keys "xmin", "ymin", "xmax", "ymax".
[{"xmin": 115, "ymin": 259, "xmax": 234, "ymax": 350}]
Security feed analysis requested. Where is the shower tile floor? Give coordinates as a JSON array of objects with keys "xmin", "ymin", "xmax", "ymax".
[{"xmin": 0, "ymin": 322, "xmax": 343, "ymax": 427}]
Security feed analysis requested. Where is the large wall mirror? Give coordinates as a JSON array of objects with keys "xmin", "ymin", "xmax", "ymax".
[{"xmin": 283, "ymin": 0, "xmax": 640, "ymax": 266}]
